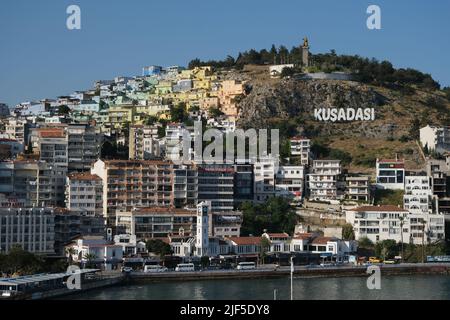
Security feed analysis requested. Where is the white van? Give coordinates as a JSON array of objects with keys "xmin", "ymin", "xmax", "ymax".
[
  {"xmin": 175, "ymin": 263, "xmax": 195, "ymax": 272},
  {"xmin": 236, "ymin": 262, "xmax": 256, "ymax": 270},
  {"xmin": 144, "ymin": 265, "xmax": 168, "ymax": 273}
]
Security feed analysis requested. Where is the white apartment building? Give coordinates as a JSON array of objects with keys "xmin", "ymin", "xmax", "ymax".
[
  {"xmin": 32, "ymin": 128, "xmax": 66, "ymax": 162},
  {"xmin": 66, "ymin": 173, "xmax": 103, "ymax": 216},
  {"xmin": 165, "ymin": 123, "xmax": 194, "ymax": 161},
  {"xmin": 129, "ymin": 125, "xmax": 161, "ymax": 160},
  {"xmin": 403, "ymin": 175, "xmax": 444, "ymax": 244},
  {"xmin": 403, "ymin": 175, "xmax": 435, "ymax": 215},
  {"xmin": 290, "ymin": 137, "xmax": 311, "ymax": 166},
  {"xmin": 253, "ymin": 157, "xmax": 276, "ymax": 203},
  {"xmin": 308, "ymin": 160, "xmax": 342, "ymax": 201},
  {"xmin": 346, "ymin": 205, "xmax": 410, "ymax": 243},
  {"xmin": 376, "ymin": 158, "xmax": 405, "ymax": 190},
  {"xmin": 0, "ymin": 160, "xmax": 66, "ymax": 207},
  {"xmin": 67, "ymin": 124, "xmax": 103, "ymax": 172},
  {"xmin": 65, "ymin": 235, "xmax": 123, "ymax": 270},
  {"xmin": 275, "ymin": 165, "xmax": 305, "ymax": 200},
  {"xmin": 4, "ymin": 118, "xmax": 30, "ymax": 145},
  {"xmin": 346, "ymin": 176, "xmax": 371, "ymax": 203},
  {"xmin": 420, "ymin": 125, "xmax": 450, "ymax": 155},
  {"xmin": 0, "ymin": 207, "xmax": 55, "ymax": 254}
]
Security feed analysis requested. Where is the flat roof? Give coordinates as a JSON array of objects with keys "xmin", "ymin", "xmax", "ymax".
[{"xmin": 0, "ymin": 269, "xmax": 99, "ymax": 287}]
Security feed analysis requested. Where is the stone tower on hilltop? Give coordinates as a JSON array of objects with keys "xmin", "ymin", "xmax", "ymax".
[{"xmin": 301, "ymin": 37, "xmax": 310, "ymax": 67}]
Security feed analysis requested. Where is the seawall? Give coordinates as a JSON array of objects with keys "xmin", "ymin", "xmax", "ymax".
[{"xmin": 129, "ymin": 263, "xmax": 450, "ymax": 283}]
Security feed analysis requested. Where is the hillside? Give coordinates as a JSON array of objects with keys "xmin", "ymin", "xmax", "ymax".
[{"xmin": 229, "ymin": 65, "xmax": 450, "ymax": 174}]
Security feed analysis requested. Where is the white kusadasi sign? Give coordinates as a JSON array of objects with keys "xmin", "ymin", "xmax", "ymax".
[{"xmin": 314, "ymin": 107, "xmax": 375, "ymax": 122}]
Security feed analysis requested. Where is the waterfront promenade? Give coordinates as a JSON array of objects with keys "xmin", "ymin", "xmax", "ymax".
[{"xmin": 128, "ymin": 263, "xmax": 450, "ymax": 282}]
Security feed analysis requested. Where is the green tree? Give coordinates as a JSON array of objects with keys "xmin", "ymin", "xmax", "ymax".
[
  {"xmin": 170, "ymin": 103, "xmax": 189, "ymax": 123},
  {"xmin": 240, "ymin": 197, "xmax": 297, "ymax": 236},
  {"xmin": 4, "ymin": 245, "xmax": 45, "ymax": 275},
  {"xmin": 342, "ymin": 224, "xmax": 355, "ymax": 240},
  {"xmin": 146, "ymin": 239, "xmax": 173, "ymax": 258},
  {"xmin": 208, "ymin": 107, "xmax": 224, "ymax": 118},
  {"xmin": 200, "ymin": 256, "xmax": 210, "ymax": 268},
  {"xmin": 358, "ymin": 237, "xmax": 374, "ymax": 249},
  {"xmin": 260, "ymin": 237, "xmax": 271, "ymax": 264},
  {"xmin": 145, "ymin": 115, "xmax": 158, "ymax": 125},
  {"xmin": 58, "ymin": 105, "xmax": 70, "ymax": 115},
  {"xmin": 280, "ymin": 67, "xmax": 295, "ymax": 78},
  {"xmin": 83, "ymin": 253, "xmax": 97, "ymax": 268},
  {"xmin": 374, "ymin": 240, "xmax": 398, "ymax": 260}
]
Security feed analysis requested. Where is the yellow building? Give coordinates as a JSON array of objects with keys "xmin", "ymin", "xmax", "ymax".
[
  {"xmin": 218, "ymin": 80, "xmax": 246, "ymax": 118},
  {"xmin": 108, "ymin": 105, "xmax": 136, "ymax": 128}
]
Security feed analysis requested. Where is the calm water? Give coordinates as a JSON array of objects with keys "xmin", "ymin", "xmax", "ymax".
[{"xmin": 64, "ymin": 275, "xmax": 450, "ymax": 300}]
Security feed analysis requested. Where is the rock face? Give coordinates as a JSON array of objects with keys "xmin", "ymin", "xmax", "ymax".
[{"xmin": 237, "ymin": 79, "xmax": 385, "ymax": 131}]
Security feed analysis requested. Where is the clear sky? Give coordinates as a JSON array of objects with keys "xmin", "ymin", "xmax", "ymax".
[{"xmin": 1, "ymin": 0, "xmax": 449, "ymax": 106}]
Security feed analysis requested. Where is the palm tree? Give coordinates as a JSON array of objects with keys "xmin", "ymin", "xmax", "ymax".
[
  {"xmin": 83, "ymin": 253, "xmax": 97, "ymax": 268},
  {"xmin": 65, "ymin": 247, "xmax": 76, "ymax": 264}
]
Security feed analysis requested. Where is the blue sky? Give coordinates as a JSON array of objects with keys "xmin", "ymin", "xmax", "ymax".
[{"xmin": 1, "ymin": 0, "xmax": 449, "ymax": 106}]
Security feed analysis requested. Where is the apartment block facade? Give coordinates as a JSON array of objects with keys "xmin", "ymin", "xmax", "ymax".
[
  {"xmin": 0, "ymin": 207, "xmax": 55, "ymax": 254},
  {"xmin": 376, "ymin": 158, "xmax": 405, "ymax": 190},
  {"xmin": 0, "ymin": 160, "xmax": 66, "ymax": 207},
  {"xmin": 129, "ymin": 125, "xmax": 161, "ymax": 160},
  {"xmin": 420, "ymin": 125, "xmax": 450, "ymax": 155},
  {"xmin": 290, "ymin": 137, "xmax": 311, "ymax": 166},
  {"xmin": 198, "ymin": 163, "xmax": 235, "ymax": 212},
  {"xmin": 67, "ymin": 124, "xmax": 103, "ymax": 172},
  {"xmin": 66, "ymin": 173, "xmax": 103, "ymax": 216},
  {"xmin": 275, "ymin": 165, "xmax": 305, "ymax": 200},
  {"xmin": 346, "ymin": 176, "xmax": 371, "ymax": 203},
  {"xmin": 308, "ymin": 160, "xmax": 342, "ymax": 201},
  {"xmin": 91, "ymin": 159, "xmax": 177, "ymax": 226}
]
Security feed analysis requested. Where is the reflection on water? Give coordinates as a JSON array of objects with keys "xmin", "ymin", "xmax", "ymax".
[{"xmin": 63, "ymin": 275, "xmax": 450, "ymax": 300}]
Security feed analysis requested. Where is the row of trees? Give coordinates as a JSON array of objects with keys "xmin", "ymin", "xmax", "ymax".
[
  {"xmin": 240, "ymin": 197, "xmax": 298, "ymax": 236},
  {"xmin": 188, "ymin": 45, "xmax": 305, "ymax": 70},
  {"xmin": 357, "ymin": 237, "xmax": 447, "ymax": 263},
  {"xmin": 0, "ymin": 245, "xmax": 67, "ymax": 276},
  {"xmin": 189, "ymin": 46, "xmax": 441, "ymax": 91}
]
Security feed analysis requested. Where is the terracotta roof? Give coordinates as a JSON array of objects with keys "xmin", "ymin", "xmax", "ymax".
[
  {"xmin": 267, "ymin": 232, "xmax": 290, "ymax": 238},
  {"xmin": 228, "ymin": 237, "xmax": 262, "ymax": 246},
  {"xmin": 290, "ymin": 136, "xmax": 309, "ymax": 141},
  {"xmin": 38, "ymin": 128, "xmax": 65, "ymax": 138},
  {"xmin": 311, "ymin": 237, "xmax": 338, "ymax": 245},
  {"xmin": 293, "ymin": 233, "xmax": 314, "ymax": 240},
  {"xmin": 377, "ymin": 158, "xmax": 404, "ymax": 163},
  {"xmin": 0, "ymin": 139, "xmax": 19, "ymax": 143},
  {"xmin": 68, "ymin": 172, "xmax": 102, "ymax": 181},
  {"xmin": 104, "ymin": 159, "xmax": 174, "ymax": 166},
  {"xmin": 133, "ymin": 207, "xmax": 194, "ymax": 215},
  {"xmin": 353, "ymin": 205, "xmax": 408, "ymax": 212}
]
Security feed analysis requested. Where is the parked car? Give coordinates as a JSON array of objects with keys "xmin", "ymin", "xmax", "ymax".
[
  {"xmin": 368, "ymin": 257, "xmax": 383, "ymax": 264},
  {"xmin": 206, "ymin": 264, "xmax": 222, "ymax": 271},
  {"xmin": 320, "ymin": 261, "xmax": 336, "ymax": 267},
  {"xmin": 175, "ymin": 263, "xmax": 195, "ymax": 272},
  {"xmin": 121, "ymin": 266, "xmax": 133, "ymax": 273},
  {"xmin": 144, "ymin": 265, "xmax": 168, "ymax": 273},
  {"xmin": 236, "ymin": 262, "xmax": 256, "ymax": 270},
  {"xmin": 384, "ymin": 259, "xmax": 398, "ymax": 264}
]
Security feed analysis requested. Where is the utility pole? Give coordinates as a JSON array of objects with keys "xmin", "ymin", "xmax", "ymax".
[
  {"xmin": 290, "ymin": 256, "xmax": 294, "ymax": 300},
  {"xmin": 400, "ymin": 216, "xmax": 404, "ymax": 264},
  {"xmin": 421, "ymin": 220, "xmax": 426, "ymax": 264}
]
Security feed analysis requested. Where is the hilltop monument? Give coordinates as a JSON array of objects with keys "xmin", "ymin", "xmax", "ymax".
[{"xmin": 301, "ymin": 37, "xmax": 310, "ymax": 67}]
